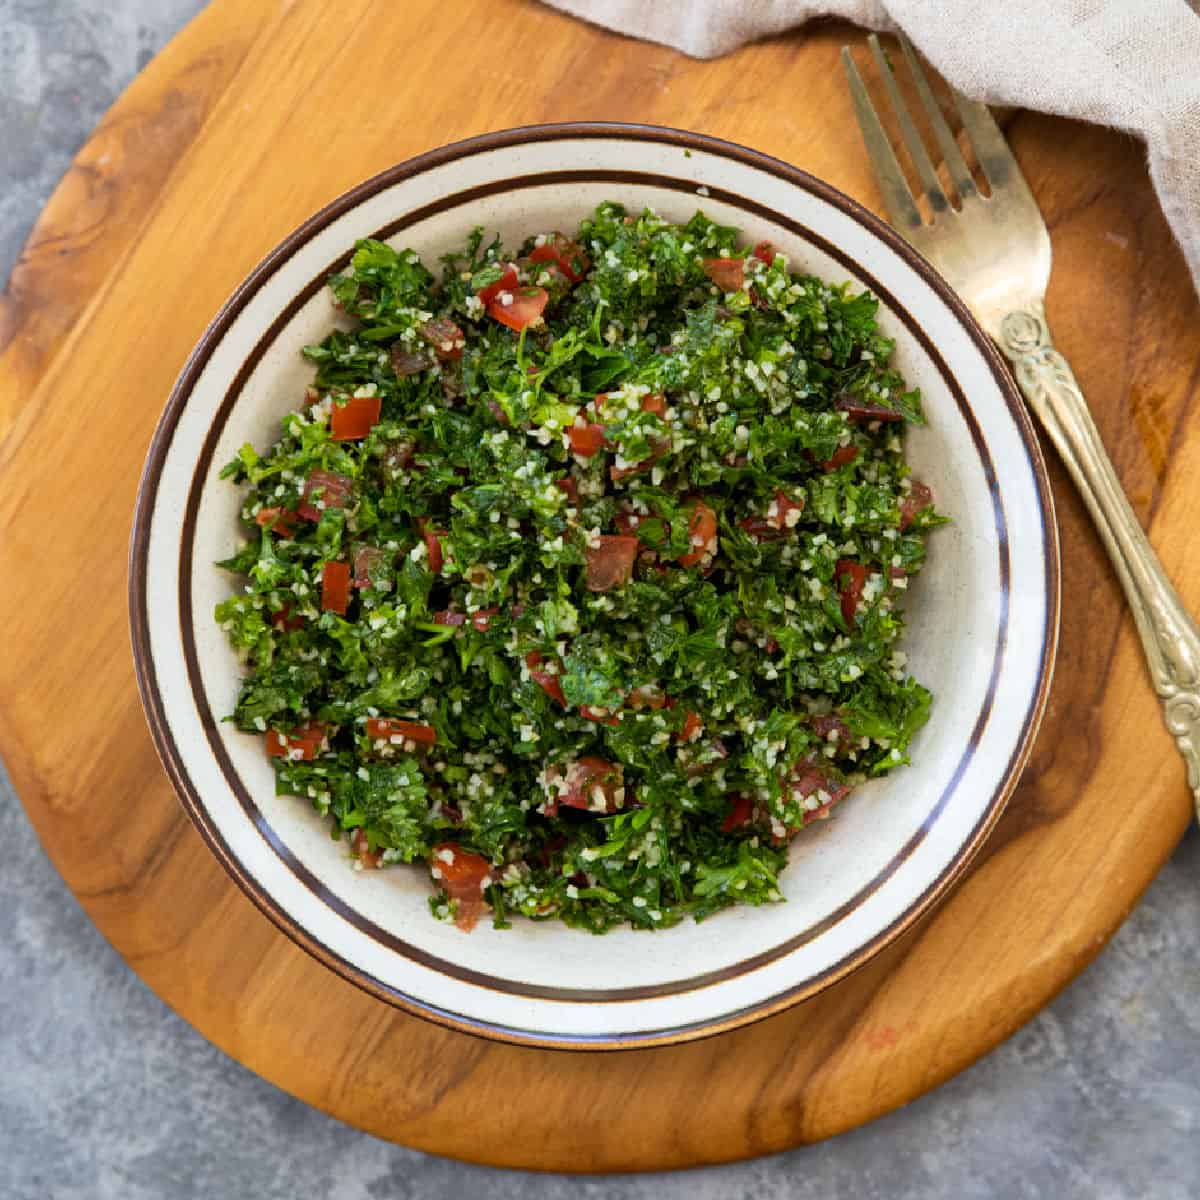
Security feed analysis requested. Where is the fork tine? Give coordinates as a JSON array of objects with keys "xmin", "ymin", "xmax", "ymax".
[
  {"xmin": 866, "ymin": 34, "xmax": 949, "ymax": 215},
  {"xmin": 840, "ymin": 47, "xmax": 922, "ymax": 230},
  {"xmin": 896, "ymin": 35, "xmax": 976, "ymax": 200},
  {"xmin": 952, "ymin": 92, "xmax": 1025, "ymax": 193}
]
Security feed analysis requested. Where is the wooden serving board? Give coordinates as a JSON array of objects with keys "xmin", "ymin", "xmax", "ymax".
[{"xmin": 1, "ymin": 0, "xmax": 1196, "ymax": 1171}]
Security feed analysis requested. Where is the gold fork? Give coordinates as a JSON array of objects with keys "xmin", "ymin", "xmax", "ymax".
[{"xmin": 843, "ymin": 33, "xmax": 1200, "ymax": 824}]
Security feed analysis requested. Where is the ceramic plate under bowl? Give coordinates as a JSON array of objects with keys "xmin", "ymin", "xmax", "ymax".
[{"xmin": 130, "ymin": 123, "xmax": 1059, "ymax": 1049}]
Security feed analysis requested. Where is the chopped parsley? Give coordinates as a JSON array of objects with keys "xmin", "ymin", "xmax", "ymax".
[{"xmin": 216, "ymin": 202, "xmax": 943, "ymax": 933}]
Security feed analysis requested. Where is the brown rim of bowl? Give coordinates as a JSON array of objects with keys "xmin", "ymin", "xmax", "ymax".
[{"xmin": 129, "ymin": 121, "xmax": 1060, "ymax": 1051}]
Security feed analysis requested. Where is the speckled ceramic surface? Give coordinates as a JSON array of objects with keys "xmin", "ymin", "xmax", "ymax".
[{"xmin": 130, "ymin": 125, "xmax": 1058, "ymax": 1046}]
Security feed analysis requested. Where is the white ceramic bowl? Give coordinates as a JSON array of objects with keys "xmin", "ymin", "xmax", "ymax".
[{"xmin": 131, "ymin": 124, "xmax": 1059, "ymax": 1048}]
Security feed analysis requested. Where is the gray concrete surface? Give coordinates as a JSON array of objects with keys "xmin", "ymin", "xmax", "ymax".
[{"xmin": 2, "ymin": 3, "xmax": 1198, "ymax": 1197}]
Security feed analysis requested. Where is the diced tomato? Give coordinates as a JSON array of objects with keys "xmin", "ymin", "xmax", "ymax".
[
  {"xmin": 555, "ymin": 476, "xmax": 580, "ymax": 506},
  {"xmin": 786, "ymin": 758, "xmax": 852, "ymax": 827},
  {"xmin": 609, "ymin": 460, "xmax": 647, "ymax": 484},
  {"xmin": 475, "ymin": 262, "xmax": 519, "ymax": 306},
  {"xmin": 471, "ymin": 607, "xmax": 499, "ymax": 632},
  {"xmin": 752, "ymin": 241, "xmax": 776, "ymax": 265},
  {"xmin": 768, "ymin": 490, "xmax": 805, "ymax": 530},
  {"xmin": 321, "ymin": 560, "xmax": 351, "ymax": 614},
  {"xmin": 740, "ymin": 489, "xmax": 804, "ymax": 540},
  {"xmin": 529, "ymin": 234, "xmax": 590, "ymax": 284},
  {"xmin": 811, "ymin": 713, "xmax": 851, "ymax": 743},
  {"xmin": 580, "ymin": 705, "xmax": 620, "ymax": 726},
  {"xmin": 269, "ymin": 604, "xmax": 305, "ymax": 632},
  {"xmin": 721, "ymin": 794, "xmax": 755, "ymax": 832},
  {"xmin": 432, "ymin": 609, "xmax": 467, "ymax": 626},
  {"xmin": 351, "ymin": 828, "xmax": 383, "ymax": 869},
  {"xmin": 678, "ymin": 500, "xmax": 718, "ymax": 568},
  {"xmin": 297, "ymin": 469, "xmax": 354, "ymax": 521},
  {"xmin": 489, "ymin": 286, "xmax": 549, "ymax": 331},
  {"xmin": 266, "ymin": 721, "xmax": 326, "ymax": 761},
  {"xmin": 548, "ymin": 756, "xmax": 624, "ymax": 814},
  {"xmin": 330, "ymin": 395, "xmax": 382, "ymax": 441},
  {"xmin": 568, "ymin": 421, "xmax": 607, "ymax": 457},
  {"xmin": 613, "ymin": 510, "xmax": 641, "ymax": 537},
  {"xmin": 525, "ymin": 651, "xmax": 566, "ymax": 706},
  {"xmin": 899, "ymin": 479, "xmax": 933, "ymax": 531},
  {"xmin": 415, "ymin": 518, "xmax": 444, "ymax": 574},
  {"xmin": 703, "ymin": 257, "xmax": 745, "ymax": 291},
  {"xmin": 836, "ymin": 394, "xmax": 904, "ymax": 424},
  {"xmin": 353, "ymin": 545, "xmax": 387, "ymax": 589},
  {"xmin": 821, "ymin": 445, "xmax": 860, "ymax": 472},
  {"xmin": 585, "ymin": 535, "xmax": 639, "ymax": 591},
  {"xmin": 419, "ymin": 317, "xmax": 466, "ymax": 361},
  {"xmin": 430, "ymin": 842, "xmax": 492, "ymax": 931},
  {"xmin": 835, "ymin": 558, "xmax": 868, "ymax": 627},
  {"xmin": 640, "ymin": 392, "xmax": 668, "ymax": 419},
  {"xmin": 628, "ymin": 685, "xmax": 669, "ymax": 710},
  {"xmin": 679, "ymin": 710, "xmax": 704, "ymax": 743},
  {"xmin": 255, "ymin": 507, "xmax": 299, "ymax": 537},
  {"xmin": 365, "ymin": 718, "xmax": 437, "ymax": 745}
]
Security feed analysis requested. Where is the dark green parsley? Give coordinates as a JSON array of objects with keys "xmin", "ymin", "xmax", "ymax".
[{"xmin": 216, "ymin": 202, "xmax": 943, "ymax": 933}]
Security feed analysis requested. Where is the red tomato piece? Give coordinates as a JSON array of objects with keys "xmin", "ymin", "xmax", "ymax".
[
  {"xmin": 821, "ymin": 445, "xmax": 860, "ymax": 472},
  {"xmin": 836, "ymin": 394, "xmax": 904, "ymax": 424},
  {"xmin": 721, "ymin": 794, "xmax": 755, "ymax": 832},
  {"xmin": 475, "ymin": 262, "xmax": 519, "ymax": 306},
  {"xmin": 529, "ymin": 234, "xmax": 590, "ymax": 284},
  {"xmin": 297, "ymin": 469, "xmax": 354, "ymax": 521},
  {"xmin": 547, "ymin": 756, "xmax": 624, "ymax": 814},
  {"xmin": 555, "ymin": 476, "xmax": 580, "ymax": 506},
  {"xmin": 330, "ymin": 395, "xmax": 382, "ymax": 441},
  {"xmin": 679, "ymin": 710, "xmax": 704, "ymax": 743},
  {"xmin": 811, "ymin": 713, "xmax": 851, "ymax": 743},
  {"xmin": 580, "ymin": 705, "xmax": 620, "ymax": 726},
  {"xmin": 432, "ymin": 609, "xmax": 467, "ymax": 626},
  {"xmin": 266, "ymin": 721, "xmax": 326, "ymax": 761},
  {"xmin": 471, "ymin": 607, "xmax": 499, "ymax": 632},
  {"xmin": 525, "ymin": 651, "xmax": 566, "ymax": 707},
  {"xmin": 752, "ymin": 241, "xmax": 776, "ymax": 265},
  {"xmin": 899, "ymin": 479, "xmax": 933, "ymax": 531},
  {"xmin": 628, "ymin": 685, "xmax": 669, "ymax": 710},
  {"xmin": 786, "ymin": 759, "xmax": 852, "ymax": 827},
  {"xmin": 612, "ymin": 510, "xmax": 642, "ymax": 537},
  {"xmin": 419, "ymin": 317, "xmax": 466, "ymax": 361},
  {"xmin": 269, "ymin": 605, "xmax": 305, "ymax": 632},
  {"xmin": 640, "ymin": 392, "xmax": 668, "ymax": 418},
  {"xmin": 488, "ymin": 286, "xmax": 549, "ymax": 331},
  {"xmin": 430, "ymin": 842, "xmax": 493, "ymax": 931},
  {"xmin": 321, "ymin": 561, "xmax": 351, "ymax": 614},
  {"xmin": 415, "ymin": 518, "xmax": 444, "ymax": 574},
  {"xmin": 365, "ymin": 718, "xmax": 437, "ymax": 745},
  {"xmin": 352, "ymin": 545, "xmax": 387, "ymax": 589},
  {"xmin": 351, "ymin": 828, "xmax": 383, "ymax": 869},
  {"xmin": 568, "ymin": 422, "xmax": 607, "ymax": 457},
  {"xmin": 585, "ymin": 535, "xmax": 639, "ymax": 592},
  {"xmin": 678, "ymin": 500, "xmax": 718, "ymax": 568},
  {"xmin": 739, "ymin": 489, "xmax": 804, "ymax": 540},
  {"xmin": 255, "ymin": 507, "xmax": 299, "ymax": 537},
  {"xmin": 835, "ymin": 558, "xmax": 868, "ymax": 627},
  {"xmin": 703, "ymin": 257, "xmax": 745, "ymax": 291}
]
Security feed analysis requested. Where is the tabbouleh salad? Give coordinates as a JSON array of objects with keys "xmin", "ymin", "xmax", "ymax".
[{"xmin": 216, "ymin": 202, "xmax": 942, "ymax": 933}]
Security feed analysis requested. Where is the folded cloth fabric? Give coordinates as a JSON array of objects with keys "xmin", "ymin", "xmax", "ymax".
[{"xmin": 546, "ymin": 0, "xmax": 1200, "ymax": 294}]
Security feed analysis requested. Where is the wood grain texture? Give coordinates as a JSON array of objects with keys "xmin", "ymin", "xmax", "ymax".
[{"xmin": 1, "ymin": 0, "xmax": 1196, "ymax": 1171}]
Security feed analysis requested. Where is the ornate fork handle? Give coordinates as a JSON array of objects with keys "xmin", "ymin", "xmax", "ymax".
[{"xmin": 998, "ymin": 303, "xmax": 1200, "ymax": 822}]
